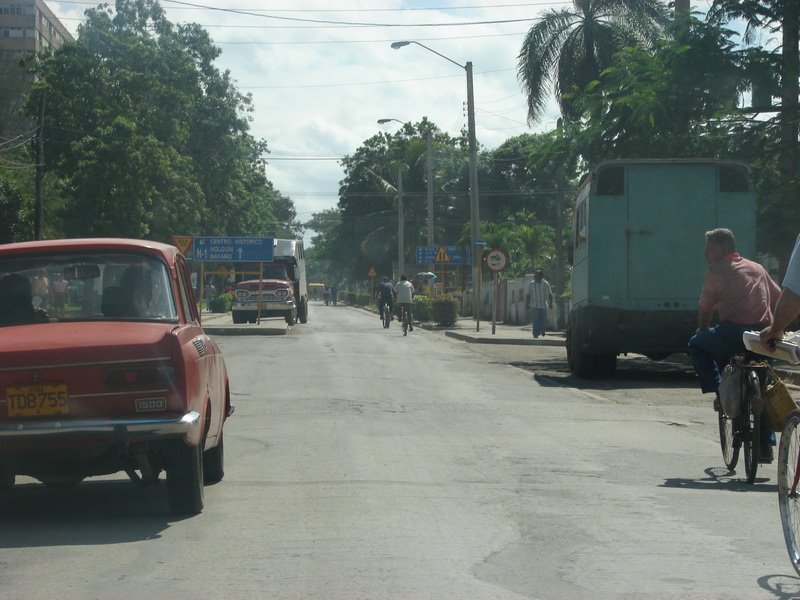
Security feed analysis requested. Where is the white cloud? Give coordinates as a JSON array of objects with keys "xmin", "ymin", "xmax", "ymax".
[{"xmin": 47, "ymin": 1, "xmax": 585, "ymax": 244}]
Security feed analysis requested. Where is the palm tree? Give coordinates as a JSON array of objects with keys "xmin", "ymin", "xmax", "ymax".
[{"xmin": 517, "ymin": 0, "xmax": 670, "ymax": 123}]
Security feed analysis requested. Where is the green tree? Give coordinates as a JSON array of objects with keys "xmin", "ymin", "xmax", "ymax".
[
  {"xmin": 24, "ymin": 0, "xmax": 295, "ymax": 240},
  {"xmin": 574, "ymin": 19, "xmax": 746, "ymax": 162},
  {"xmin": 708, "ymin": 0, "xmax": 799, "ymax": 266},
  {"xmin": 517, "ymin": 0, "xmax": 669, "ymax": 123}
]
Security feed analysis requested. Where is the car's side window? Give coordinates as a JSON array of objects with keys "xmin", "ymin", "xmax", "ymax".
[{"xmin": 176, "ymin": 257, "xmax": 198, "ymax": 323}]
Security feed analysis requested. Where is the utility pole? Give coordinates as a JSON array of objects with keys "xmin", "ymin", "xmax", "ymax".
[
  {"xmin": 397, "ymin": 165, "xmax": 404, "ymax": 279},
  {"xmin": 426, "ymin": 130, "xmax": 434, "ymax": 273},
  {"xmin": 34, "ymin": 91, "xmax": 46, "ymax": 240}
]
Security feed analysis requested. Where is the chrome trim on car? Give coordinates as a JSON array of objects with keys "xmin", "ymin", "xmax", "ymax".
[
  {"xmin": 0, "ymin": 356, "xmax": 172, "ymax": 373},
  {"xmin": 0, "ymin": 411, "xmax": 201, "ymax": 439}
]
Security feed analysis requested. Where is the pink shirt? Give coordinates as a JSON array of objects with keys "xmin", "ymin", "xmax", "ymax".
[{"xmin": 699, "ymin": 253, "xmax": 781, "ymax": 325}]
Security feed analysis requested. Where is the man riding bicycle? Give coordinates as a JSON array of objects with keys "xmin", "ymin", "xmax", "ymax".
[
  {"xmin": 376, "ymin": 276, "xmax": 394, "ymax": 322},
  {"xmin": 393, "ymin": 274, "xmax": 414, "ymax": 331},
  {"xmin": 688, "ymin": 228, "xmax": 781, "ymax": 460},
  {"xmin": 761, "ymin": 233, "xmax": 800, "ymax": 345}
]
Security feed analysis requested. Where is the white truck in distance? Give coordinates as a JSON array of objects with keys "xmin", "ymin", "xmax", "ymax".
[{"xmin": 231, "ymin": 239, "xmax": 308, "ymax": 325}]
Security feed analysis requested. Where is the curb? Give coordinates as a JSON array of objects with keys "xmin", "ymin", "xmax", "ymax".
[{"xmin": 443, "ymin": 330, "xmax": 564, "ymax": 346}]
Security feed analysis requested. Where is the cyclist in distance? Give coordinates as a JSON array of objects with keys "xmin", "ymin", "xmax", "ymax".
[
  {"xmin": 394, "ymin": 274, "xmax": 415, "ymax": 331},
  {"xmin": 376, "ymin": 276, "xmax": 394, "ymax": 323},
  {"xmin": 761, "ymin": 233, "xmax": 800, "ymax": 344},
  {"xmin": 688, "ymin": 228, "xmax": 781, "ymax": 459}
]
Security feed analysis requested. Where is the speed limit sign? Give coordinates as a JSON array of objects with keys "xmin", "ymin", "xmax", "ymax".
[{"xmin": 485, "ymin": 247, "xmax": 509, "ymax": 272}]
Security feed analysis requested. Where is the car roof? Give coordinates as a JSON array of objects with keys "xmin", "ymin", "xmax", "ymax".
[{"xmin": 0, "ymin": 238, "xmax": 179, "ymax": 261}]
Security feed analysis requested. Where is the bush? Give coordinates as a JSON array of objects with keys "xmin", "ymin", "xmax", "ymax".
[
  {"xmin": 413, "ymin": 295, "xmax": 433, "ymax": 321},
  {"xmin": 431, "ymin": 296, "xmax": 459, "ymax": 327},
  {"xmin": 356, "ymin": 293, "xmax": 371, "ymax": 306},
  {"xmin": 210, "ymin": 292, "xmax": 233, "ymax": 313},
  {"xmin": 340, "ymin": 291, "xmax": 356, "ymax": 305}
]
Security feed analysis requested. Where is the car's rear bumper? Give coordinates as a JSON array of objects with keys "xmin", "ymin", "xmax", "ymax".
[{"xmin": 0, "ymin": 411, "xmax": 201, "ymax": 440}]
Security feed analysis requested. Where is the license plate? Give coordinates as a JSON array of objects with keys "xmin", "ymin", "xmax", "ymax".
[{"xmin": 6, "ymin": 383, "xmax": 69, "ymax": 417}]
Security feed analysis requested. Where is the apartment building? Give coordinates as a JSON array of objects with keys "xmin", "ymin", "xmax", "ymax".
[{"xmin": 0, "ymin": 0, "xmax": 73, "ymax": 138}]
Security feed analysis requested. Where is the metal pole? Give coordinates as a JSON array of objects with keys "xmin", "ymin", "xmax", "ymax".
[
  {"xmin": 34, "ymin": 91, "xmax": 45, "ymax": 240},
  {"xmin": 398, "ymin": 165, "xmax": 405, "ymax": 278},
  {"xmin": 426, "ymin": 130, "xmax": 434, "ymax": 272},
  {"xmin": 466, "ymin": 61, "xmax": 481, "ymax": 329}
]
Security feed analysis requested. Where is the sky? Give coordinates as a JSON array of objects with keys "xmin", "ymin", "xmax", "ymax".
[{"xmin": 46, "ymin": 1, "xmax": 715, "ymax": 246}]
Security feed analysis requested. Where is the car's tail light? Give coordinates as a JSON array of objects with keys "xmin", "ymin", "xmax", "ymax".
[{"xmin": 104, "ymin": 366, "xmax": 175, "ymax": 387}]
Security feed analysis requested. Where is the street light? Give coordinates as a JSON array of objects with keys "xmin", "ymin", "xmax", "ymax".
[
  {"xmin": 377, "ymin": 118, "xmax": 435, "ymax": 271},
  {"xmin": 391, "ymin": 40, "xmax": 480, "ymax": 325}
]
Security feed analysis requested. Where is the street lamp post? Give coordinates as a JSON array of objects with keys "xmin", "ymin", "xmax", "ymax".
[{"xmin": 391, "ymin": 41, "xmax": 481, "ymax": 328}]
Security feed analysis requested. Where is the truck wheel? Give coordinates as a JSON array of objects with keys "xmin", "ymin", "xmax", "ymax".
[
  {"xmin": 595, "ymin": 353, "xmax": 617, "ymax": 378},
  {"xmin": 569, "ymin": 326, "xmax": 597, "ymax": 379},
  {"xmin": 298, "ymin": 299, "xmax": 308, "ymax": 324},
  {"xmin": 166, "ymin": 441, "xmax": 204, "ymax": 515},
  {"xmin": 286, "ymin": 308, "xmax": 297, "ymax": 326},
  {"xmin": 232, "ymin": 312, "xmax": 244, "ymax": 324},
  {"xmin": 203, "ymin": 433, "xmax": 224, "ymax": 484}
]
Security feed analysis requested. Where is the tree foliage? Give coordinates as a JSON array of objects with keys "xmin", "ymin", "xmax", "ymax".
[
  {"xmin": 23, "ymin": 0, "xmax": 298, "ymax": 241},
  {"xmin": 517, "ymin": 0, "xmax": 669, "ymax": 123}
]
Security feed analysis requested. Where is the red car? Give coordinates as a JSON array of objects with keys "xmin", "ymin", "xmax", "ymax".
[{"xmin": 0, "ymin": 238, "xmax": 232, "ymax": 515}]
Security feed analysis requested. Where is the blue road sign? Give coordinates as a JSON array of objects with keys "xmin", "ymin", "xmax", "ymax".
[
  {"xmin": 192, "ymin": 236, "xmax": 274, "ymax": 262},
  {"xmin": 415, "ymin": 245, "xmax": 471, "ymax": 265}
]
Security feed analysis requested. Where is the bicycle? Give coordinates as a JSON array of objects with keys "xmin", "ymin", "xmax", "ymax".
[
  {"xmin": 758, "ymin": 334, "xmax": 800, "ymax": 575},
  {"xmin": 717, "ymin": 350, "xmax": 773, "ymax": 484},
  {"xmin": 379, "ymin": 300, "xmax": 391, "ymax": 329},
  {"xmin": 398, "ymin": 304, "xmax": 411, "ymax": 336}
]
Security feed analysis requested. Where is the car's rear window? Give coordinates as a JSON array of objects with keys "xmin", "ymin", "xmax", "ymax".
[{"xmin": 0, "ymin": 252, "xmax": 178, "ymax": 325}]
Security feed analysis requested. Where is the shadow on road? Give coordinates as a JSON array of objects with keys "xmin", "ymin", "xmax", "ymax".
[
  {"xmin": 661, "ymin": 466, "xmax": 776, "ymax": 493},
  {"xmin": 0, "ymin": 478, "xmax": 182, "ymax": 548},
  {"xmin": 515, "ymin": 355, "xmax": 699, "ymax": 391}
]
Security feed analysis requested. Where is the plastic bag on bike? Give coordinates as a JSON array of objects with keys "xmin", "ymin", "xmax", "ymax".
[{"xmin": 718, "ymin": 364, "xmax": 742, "ymax": 417}]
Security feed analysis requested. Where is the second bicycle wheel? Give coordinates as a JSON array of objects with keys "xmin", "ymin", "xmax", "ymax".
[
  {"xmin": 718, "ymin": 410, "xmax": 739, "ymax": 470},
  {"xmin": 779, "ymin": 410, "xmax": 800, "ymax": 576},
  {"xmin": 743, "ymin": 370, "xmax": 762, "ymax": 484}
]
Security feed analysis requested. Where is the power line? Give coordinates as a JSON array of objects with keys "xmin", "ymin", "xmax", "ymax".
[{"xmin": 158, "ymin": 0, "xmax": 538, "ymax": 27}]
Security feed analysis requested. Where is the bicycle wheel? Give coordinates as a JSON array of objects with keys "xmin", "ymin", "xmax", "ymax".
[
  {"xmin": 383, "ymin": 304, "xmax": 391, "ymax": 329},
  {"xmin": 743, "ymin": 370, "xmax": 762, "ymax": 484},
  {"xmin": 779, "ymin": 410, "xmax": 800, "ymax": 576},
  {"xmin": 718, "ymin": 410, "xmax": 739, "ymax": 470}
]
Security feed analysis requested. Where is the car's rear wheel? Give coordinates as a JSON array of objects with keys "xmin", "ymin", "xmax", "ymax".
[
  {"xmin": 0, "ymin": 471, "xmax": 14, "ymax": 491},
  {"xmin": 166, "ymin": 441, "xmax": 204, "ymax": 515},
  {"xmin": 203, "ymin": 433, "xmax": 225, "ymax": 484}
]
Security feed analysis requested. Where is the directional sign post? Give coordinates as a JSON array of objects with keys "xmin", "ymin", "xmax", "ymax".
[{"xmin": 192, "ymin": 236, "xmax": 274, "ymax": 263}]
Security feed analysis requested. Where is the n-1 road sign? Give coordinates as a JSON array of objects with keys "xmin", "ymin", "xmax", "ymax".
[{"xmin": 192, "ymin": 236, "xmax": 274, "ymax": 262}]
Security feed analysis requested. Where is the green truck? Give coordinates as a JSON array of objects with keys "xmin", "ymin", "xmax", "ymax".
[{"xmin": 567, "ymin": 159, "xmax": 756, "ymax": 378}]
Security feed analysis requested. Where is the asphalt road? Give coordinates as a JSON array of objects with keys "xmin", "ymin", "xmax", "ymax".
[{"xmin": 1, "ymin": 301, "xmax": 799, "ymax": 599}]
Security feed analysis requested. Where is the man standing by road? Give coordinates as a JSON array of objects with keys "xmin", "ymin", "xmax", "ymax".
[
  {"xmin": 526, "ymin": 269, "xmax": 553, "ymax": 338},
  {"xmin": 689, "ymin": 228, "xmax": 781, "ymax": 458},
  {"xmin": 394, "ymin": 274, "xmax": 415, "ymax": 331},
  {"xmin": 761, "ymin": 233, "xmax": 800, "ymax": 344}
]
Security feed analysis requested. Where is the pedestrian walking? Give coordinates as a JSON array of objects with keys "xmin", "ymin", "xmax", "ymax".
[{"xmin": 526, "ymin": 269, "xmax": 553, "ymax": 338}]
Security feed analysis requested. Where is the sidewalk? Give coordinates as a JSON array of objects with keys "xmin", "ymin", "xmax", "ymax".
[{"xmin": 423, "ymin": 318, "xmax": 565, "ymax": 347}]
